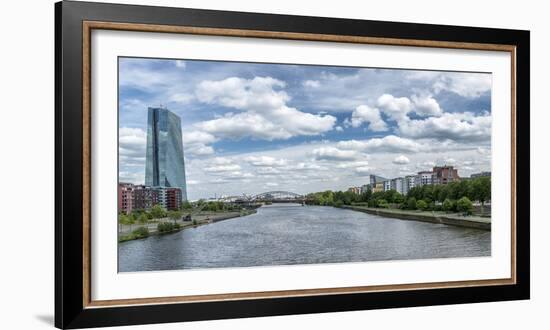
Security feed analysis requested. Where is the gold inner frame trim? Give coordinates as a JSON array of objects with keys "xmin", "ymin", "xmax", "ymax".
[{"xmin": 82, "ymin": 20, "xmax": 517, "ymax": 309}]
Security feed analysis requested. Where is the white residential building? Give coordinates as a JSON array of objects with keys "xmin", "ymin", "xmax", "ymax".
[
  {"xmin": 392, "ymin": 177, "xmax": 405, "ymax": 195},
  {"xmin": 403, "ymin": 175, "xmax": 416, "ymax": 195},
  {"xmin": 416, "ymin": 171, "xmax": 433, "ymax": 186}
]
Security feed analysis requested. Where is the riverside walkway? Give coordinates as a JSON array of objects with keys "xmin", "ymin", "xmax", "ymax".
[{"xmin": 341, "ymin": 205, "xmax": 491, "ymax": 230}]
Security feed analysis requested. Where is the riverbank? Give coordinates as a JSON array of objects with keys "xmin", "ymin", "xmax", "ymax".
[
  {"xmin": 119, "ymin": 209, "xmax": 257, "ymax": 242},
  {"xmin": 340, "ymin": 205, "xmax": 491, "ymax": 230}
]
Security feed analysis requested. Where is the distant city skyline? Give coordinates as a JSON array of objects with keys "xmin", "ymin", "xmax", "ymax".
[{"xmin": 119, "ymin": 57, "xmax": 492, "ymax": 200}]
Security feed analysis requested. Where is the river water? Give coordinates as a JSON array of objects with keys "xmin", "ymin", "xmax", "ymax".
[{"xmin": 118, "ymin": 204, "xmax": 491, "ymax": 272}]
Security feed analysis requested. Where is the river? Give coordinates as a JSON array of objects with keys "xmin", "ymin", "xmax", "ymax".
[{"xmin": 118, "ymin": 204, "xmax": 491, "ymax": 272}]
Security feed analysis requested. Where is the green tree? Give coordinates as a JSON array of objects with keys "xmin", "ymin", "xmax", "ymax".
[
  {"xmin": 360, "ymin": 188, "xmax": 372, "ymax": 203},
  {"xmin": 471, "ymin": 177, "xmax": 491, "ymax": 215},
  {"xmin": 421, "ymin": 185, "xmax": 434, "ymax": 201},
  {"xmin": 432, "ymin": 185, "xmax": 443, "ymax": 202},
  {"xmin": 168, "ymin": 210, "xmax": 183, "ymax": 224},
  {"xmin": 456, "ymin": 196, "xmax": 473, "ymax": 215},
  {"xmin": 407, "ymin": 187, "xmax": 422, "ymax": 201},
  {"xmin": 150, "ymin": 204, "xmax": 166, "ymax": 219},
  {"xmin": 119, "ymin": 213, "xmax": 135, "ymax": 231},
  {"xmin": 377, "ymin": 199, "xmax": 388, "ymax": 208},
  {"xmin": 457, "ymin": 180, "xmax": 472, "ymax": 200},
  {"xmin": 137, "ymin": 213, "xmax": 148, "ymax": 225},
  {"xmin": 407, "ymin": 197, "xmax": 417, "ymax": 210},
  {"xmin": 416, "ymin": 199, "xmax": 428, "ymax": 211},
  {"xmin": 438, "ymin": 184, "xmax": 450, "ymax": 202},
  {"xmin": 442, "ymin": 198, "xmax": 454, "ymax": 213},
  {"xmin": 181, "ymin": 201, "xmax": 193, "ymax": 210},
  {"xmin": 367, "ymin": 198, "xmax": 377, "ymax": 208},
  {"xmin": 132, "ymin": 227, "xmax": 149, "ymax": 239},
  {"xmin": 447, "ymin": 182, "xmax": 460, "ymax": 200},
  {"xmin": 383, "ymin": 190, "xmax": 398, "ymax": 204},
  {"xmin": 394, "ymin": 193, "xmax": 405, "ymax": 205}
]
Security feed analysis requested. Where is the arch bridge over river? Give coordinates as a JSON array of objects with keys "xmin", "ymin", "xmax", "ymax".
[{"xmin": 220, "ymin": 191, "xmax": 309, "ymax": 204}]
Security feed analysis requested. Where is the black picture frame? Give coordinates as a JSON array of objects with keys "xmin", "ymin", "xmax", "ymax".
[{"xmin": 55, "ymin": 1, "xmax": 530, "ymax": 328}]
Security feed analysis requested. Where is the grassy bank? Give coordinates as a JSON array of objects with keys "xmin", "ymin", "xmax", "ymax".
[
  {"xmin": 118, "ymin": 208, "xmax": 257, "ymax": 243},
  {"xmin": 341, "ymin": 205, "xmax": 491, "ymax": 230}
]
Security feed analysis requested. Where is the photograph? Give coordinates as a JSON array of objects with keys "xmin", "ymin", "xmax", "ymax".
[
  {"xmin": 117, "ymin": 57, "xmax": 492, "ymax": 272},
  {"xmin": 49, "ymin": 1, "xmax": 532, "ymax": 328}
]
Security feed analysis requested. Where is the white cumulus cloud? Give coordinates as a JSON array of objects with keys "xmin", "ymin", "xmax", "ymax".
[
  {"xmin": 408, "ymin": 71, "xmax": 492, "ymax": 98},
  {"xmin": 349, "ymin": 105, "xmax": 388, "ymax": 131},
  {"xmin": 337, "ymin": 135, "xmax": 421, "ymax": 154},
  {"xmin": 182, "ymin": 130, "xmax": 218, "ymax": 156},
  {"xmin": 311, "ymin": 146, "xmax": 361, "ymax": 161},
  {"xmin": 204, "ymin": 164, "xmax": 242, "ymax": 173},
  {"xmin": 303, "ymin": 80, "xmax": 321, "ymax": 88},
  {"xmin": 244, "ymin": 156, "xmax": 288, "ymax": 167},
  {"xmin": 377, "ymin": 94, "xmax": 413, "ymax": 122},
  {"xmin": 411, "ymin": 95, "xmax": 443, "ymax": 117},
  {"xmin": 398, "ymin": 111, "xmax": 491, "ymax": 142},
  {"xmin": 392, "ymin": 155, "xmax": 410, "ymax": 165},
  {"xmin": 195, "ymin": 76, "xmax": 336, "ymax": 140}
]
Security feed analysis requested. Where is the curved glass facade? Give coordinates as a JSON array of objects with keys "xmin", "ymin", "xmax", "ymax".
[{"xmin": 145, "ymin": 107, "xmax": 187, "ymax": 200}]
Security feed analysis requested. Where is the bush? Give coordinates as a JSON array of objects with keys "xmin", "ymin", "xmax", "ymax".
[
  {"xmin": 377, "ymin": 199, "xmax": 388, "ymax": 208},
  {"xmin": 168, "ymin": 210, "xmax": 183, "ymax": 221},
  {"xmin": 367, "ymin": 199, "xmax": 377, "ymax": 208},
  {"xmin": 442, "ymin": 198, "xmax": 454, "ymax": 212},
  {"xmin": 181, "ymin": 201, "xmax": 193, "ymax": 210},
  {"xmin": 131, "ymin": 227, "xmax": 149, "ymax": 239},
  {"xmin": 157, "ymin": 222, "xmax": 180, "ymax": 233},
  {"xmin": 416, "ymin": 200, "xmax": 428, "ymax": 211},
  {"xmin": 334, "ymin": 200, "xmax": 343, "ymax": 208},
  {"xmin": 407, "ymin": 197, "xmax": 417, "ymax": 210},
  {"xmin": 456, "ymin": 197, "xmax": 473, "ymax": 215},
  {"xmin": 150, "ymin": 205, "xmax": 166, "ymax": 219}
]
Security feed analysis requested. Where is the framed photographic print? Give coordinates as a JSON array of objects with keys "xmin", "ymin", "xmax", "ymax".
[{"xmin": 55, "ymin": 1, "xmax": 530, "ymax": 328}]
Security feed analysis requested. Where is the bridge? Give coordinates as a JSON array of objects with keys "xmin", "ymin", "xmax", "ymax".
[
  {"xmin": 218, "ymin": 191, "xmax": 308, "ymax": 204},
  {"xmin": 252, "ymin": 191, "xmax": 307, "ymax": 204}
]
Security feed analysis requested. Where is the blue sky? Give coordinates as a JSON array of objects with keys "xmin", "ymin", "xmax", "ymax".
[{"xmin": 119, "ymin": 57, "xmax": 492, "ymax": 200}]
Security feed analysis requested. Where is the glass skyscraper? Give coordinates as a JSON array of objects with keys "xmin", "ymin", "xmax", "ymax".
[{"xmin": 145, "ymin": 107, "xmax": 187, "ymax": 201}]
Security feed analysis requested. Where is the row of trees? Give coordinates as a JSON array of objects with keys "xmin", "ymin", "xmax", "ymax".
[
  {"xmin": 119, "ymin": 200, "xmax": 244, "ymax": 228},
  {"xmin": 307, "ymin": 177, "xmax": 491, "ymax": 216},
  {"xmin": 119, "ymin": 206, "xmax": 186, "ymax": 229},
  {"xmin": 194, "ymin": 200, "xmax": 242, "ymax": 212},
  {"xmin": 406, "ymin": 177, "xmax": 490, "ymax": 208}
]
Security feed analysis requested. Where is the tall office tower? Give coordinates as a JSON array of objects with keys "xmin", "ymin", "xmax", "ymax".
[{"xmin": 145, "ymin": 107, "xmax": 187, "ymax": 201}]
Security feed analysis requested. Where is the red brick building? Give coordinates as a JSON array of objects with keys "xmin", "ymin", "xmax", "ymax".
[
  {"xmin": 118, "ymin": 183, "xmax": 134, "ymax": 214},
  {"xmin": 132, "ymin": 185, "xmax": 159, "ymax": 210},
  {"xmin": 432, "ymin": 166, "xmax": 460, "ymax": 185},
  {"xmin": 156, "ymin": 187, "xmax": 182, "ymax": 210}
]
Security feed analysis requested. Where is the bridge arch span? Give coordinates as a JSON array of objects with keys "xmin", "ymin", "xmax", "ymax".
[{"xmin": 252, "ymin": 191, "xmax": 306, "ymax": 203}]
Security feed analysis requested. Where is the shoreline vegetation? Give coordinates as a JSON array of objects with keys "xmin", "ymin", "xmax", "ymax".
[
  {"xmin": 307, "ymin": 176, "xmax": 491, "ymax": 230},
  {"xmin": 340, "ymin": 205, "xmax": 490, "ymax": 230},
  {"xmin": 118, "ymin": 203, "xmax": 258, "ymax": 243},
  {"xmin": 119, "ymin": 177, "xmax": 491, "ymax": 242}
]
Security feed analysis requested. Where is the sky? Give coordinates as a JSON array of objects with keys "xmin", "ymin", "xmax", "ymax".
[{"xmin": 118, "ymin": 57, "xmax": 492, "ymax": 200}]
